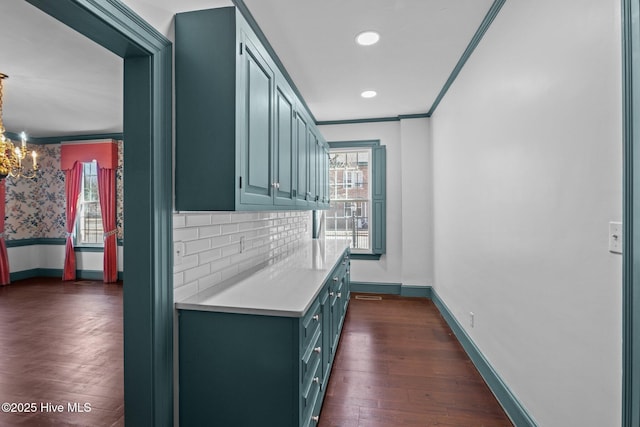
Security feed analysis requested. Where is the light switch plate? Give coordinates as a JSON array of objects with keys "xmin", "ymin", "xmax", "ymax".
[{"xmin": 609, "ymin": 222, "xmax": 622, "ymax": 254}]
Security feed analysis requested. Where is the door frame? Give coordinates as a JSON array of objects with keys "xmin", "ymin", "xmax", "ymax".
[
  {"xmin": 622, "ymin": 0, "xmax": 640, "ymax": 425},
  {"xmin": 25, "ymin": 1, "xmax": 173, "ymax": 425}
]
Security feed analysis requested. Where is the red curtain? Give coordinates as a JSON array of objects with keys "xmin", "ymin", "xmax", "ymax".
[
  {"xmin": 62, "ymin": 162, "xmax": 83, "ymax": 281},
  {"xmin": 98, "ymin": 167, "xmax": 117, "ymax": 283},
  {"xmin": 0, "ymin": 180, "xmax": 10, "ymax": 285}
]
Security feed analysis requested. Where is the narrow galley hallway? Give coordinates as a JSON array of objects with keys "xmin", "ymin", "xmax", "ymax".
[{"xmin": 319, "ymin": 294, "xmax": 512, "ymax": 427}]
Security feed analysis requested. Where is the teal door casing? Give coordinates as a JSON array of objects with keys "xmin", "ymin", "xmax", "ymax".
[
  {"xmin": 622, "ymin": 0, "xmax": 640, "ymax": 425},
  {"xmin": 24, "ymin": 1, "xmax": 173, "ymax": 425}
]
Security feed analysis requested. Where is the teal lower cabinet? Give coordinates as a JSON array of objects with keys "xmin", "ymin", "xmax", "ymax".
[{"xmin": 178, "ymin": 248, "xmax": 350, "ymax": 426}]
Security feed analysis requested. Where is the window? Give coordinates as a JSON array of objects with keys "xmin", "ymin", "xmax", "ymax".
[
  {"xmin": 325, "ymin": 140, "xmax": 386, "ymax": 259},
  {"xmin": 343, "ymin": 170, "xmax": 364, "ymax": 188},
  {"xmin": 75, "ymin": 161, "xmax": 103, "ymax": 246}
]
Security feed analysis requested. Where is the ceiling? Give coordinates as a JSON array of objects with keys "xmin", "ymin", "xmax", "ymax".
[{"xmin": 0, "ymin": 0, "xmax": 494, "ymax": 137}]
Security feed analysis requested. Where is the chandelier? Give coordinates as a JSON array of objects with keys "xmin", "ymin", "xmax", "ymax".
[{"xmin": 0, "ymin": 73, "xmax": 38, "ymax": 180}]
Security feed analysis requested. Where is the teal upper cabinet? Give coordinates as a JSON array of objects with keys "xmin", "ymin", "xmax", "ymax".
[
  {"xmin": 274, "ymin": 78, "xmax": 295, "ymax": 206},
  {"xmin": 295, "ymin": 111, "xmax": 309, "ymax": 206},
  {"xmin": 238, "ymin": 36, "xmax": 274, "ymax": 206},
  {"xmin": 307, "ymin": 128, "xmax": 318, "ymax": 205},
  {"xmin": 175, "ymin": 7, "xmax": 329, "ymax": 211}
]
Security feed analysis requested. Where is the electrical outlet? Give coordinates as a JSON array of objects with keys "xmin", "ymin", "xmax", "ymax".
[
  {"xmin": 470, "ymin": 312, "xmax": 475, "ymax": 328},
  {"xmin": 174, "ymin": 242, "xmax": 184, "ymax": 265},
  {"xmin": 609, "ymin": 222, "xmax": 622, "ymax": 254}
]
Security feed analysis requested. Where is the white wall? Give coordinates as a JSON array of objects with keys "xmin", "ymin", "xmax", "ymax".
[
  {"xmin": 319, "ymin": 119, "xmax": 433, "ymax": 287},
  {"xmin": 431, "ymin": 0, "xmax": 622, "ymax": 426},
  {"xmin": 400, "ymin": 118, "xmax": 433, "ymax": 287},
  {"xmin": 8, "ymin": 245, "xmax": 124, "ymax": 274}
]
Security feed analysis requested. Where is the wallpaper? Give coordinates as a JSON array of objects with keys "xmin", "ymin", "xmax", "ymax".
[{"xmin": 4, "ymin": 140, "xmax": 124, "ymax": 241}]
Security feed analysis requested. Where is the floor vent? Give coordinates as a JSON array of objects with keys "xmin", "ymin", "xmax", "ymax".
[{"xmin": 355, "ymin": 295, "xmax": 382, "ymax": 301}]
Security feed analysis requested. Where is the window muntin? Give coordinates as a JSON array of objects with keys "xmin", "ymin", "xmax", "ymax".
[{"xmin": 75, "ymin": 161, "xmax": 103, "ymax": 246}]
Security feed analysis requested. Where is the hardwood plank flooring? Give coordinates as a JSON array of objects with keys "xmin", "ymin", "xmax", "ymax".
[
  {"xmin": 319, "ymin": 293, "xmax": 513, "ymax": 427},
  {"xmin": 0, "ymin": 278, "xmax": 123, "ymax": 427}
]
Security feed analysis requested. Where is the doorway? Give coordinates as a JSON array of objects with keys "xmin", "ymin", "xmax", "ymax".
[{"xmin": 24, "ymin": 0, "xmax": 173, "ymax": 425}]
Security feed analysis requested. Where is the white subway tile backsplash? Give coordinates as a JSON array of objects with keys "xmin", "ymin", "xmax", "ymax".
[
  {"xmin": 173, "ymin": 215, "xmax": 186, "ymax": 228},
  {"xmin": 210, "ymin": 213, "xmax": 232, "ymax": 224},
  {"xmin": 199, "ymin": 248, "xmax": 222, "ymax": 263},
  {"xmin": 185, "ymin": 238, "xmax": 211, "ymax": 255},
  {"xmin": 199, "ymin": 225, "xmax": 221, "ymax": 237},
  {"xmin": 221, "ymin": 223, "xmax": 239, "ymax": 234},
  {"xmin": 220, "ymin": 264, "xmax": 240, "ymax": 282},
  {"xmin": 173, "ymin": 210, "xmax": 312, "ymax": 301},
  {"xmin": 222, "ymin": 243, "xmax": 240, "ymax": 258},
  {"xmin": 174, "ymin": 272, "xmax": 185, "ymax": 288},
  {"xmin": 211, "ymin": 235, "xmax": 232, "ymax": 248},
  {"xmin": 186, "ymin": 214, "xmax": 212, "ymax": 227},
  {"xmin": 209, "ymin": 257, "xmax": 231, "ymax": 273},
  {"xmin": 198, "ymin": 272, "xmax": 222, "ymax": 292},
  {"xmin": 174, "ymin": 282, "xmax": 199, "ymax": 302},
  {"xmin": 173, "ymin": 254, "xmax": 199, "ymax": 273},
  {"xmin": 184, "ymin": 263, "xmax": 211, "ymax": 283},
  {"xmin": 174, "ymin": 228, "xmax": 199, "ymax": 242}
]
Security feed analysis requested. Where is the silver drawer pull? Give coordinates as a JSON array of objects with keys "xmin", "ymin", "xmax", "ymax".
[
  {"xmin": 313, "ymin": 376, "xmax": 320, "ymax": 384},
  {"xmin": 311, "ymin": 415, "xmax": 319, "ymax": 422},
  {"xmin": 333, "ymin": 277, "xmax": 338, "ymax": 282},
  {"xmin": 337, "ymin": 292, "xmax": 342, "ymax": 299},
  {"xmin": 329, "ymin": 292, "xmax": 334, "ymax": 296},
  {"xmin": 313, "ymin": 346, "xmax": 321, "ymax": 354},
  {"xmin": 312, "ymin": 314, "xmax": 320, "ymax": 321}
]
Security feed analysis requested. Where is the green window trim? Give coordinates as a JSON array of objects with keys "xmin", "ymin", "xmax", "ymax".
[{"xmin": 327, "ymin": 139, "xmax": 386, "ymax": 257}]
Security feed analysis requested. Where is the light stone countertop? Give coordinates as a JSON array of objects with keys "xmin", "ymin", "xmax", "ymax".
[{"xmin": 175, "ymin": 239, "xmax": 350, "ymax": 317}]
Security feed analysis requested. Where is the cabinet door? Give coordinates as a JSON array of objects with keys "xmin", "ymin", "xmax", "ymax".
[
  {"xmin": 274, "ymin": 82, "xmax": 295, "ymax": 206},
  {"xmin": 320, "ymin": 285, "xmax": 331, "ymax": 384},
  {"xmin": 307, "ymin": 129, "xmax": 318, "ymax": 206},
  {"xmin": 319, "ymin": 143, "xmax": 329, "ymax": 207},
  {"xmin": 330, "ymin": 275, "xmax": 341, "ymax": 356},
  {"xmin": 295, "ymin": 112, "xmax": 308, "ymax": 206},
  {"xmin": 239, "ymin": 36, "xmax": 274, "ymax": 206}
]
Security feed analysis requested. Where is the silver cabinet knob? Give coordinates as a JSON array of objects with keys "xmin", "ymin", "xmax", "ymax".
[
  {"xmin": 313, "ymin": 346, "xmax": 321, "ymax": 354},
  {"xmin": 337, "ymin": 292, "xmax": 342, "ymax": 299},
  {"xmin": 329, "ymin": 292, "xmax": 334, "ymax": 296},
  {"xmin": 312, "ymin": 314, "xmax": 320, "ymax": 321},
  {"xmin": 333, "ymin": 277, "xmax": 338, "ymax": 282},
  {"xmin": 313, "ymin": 377, "xmax": 320, "ymax": 384},
  {"xmin": 311, "ymin": 416, "xmax": 319, "ymax": 422}
]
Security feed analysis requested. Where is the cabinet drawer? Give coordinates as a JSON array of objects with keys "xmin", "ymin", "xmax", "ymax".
[
  {"xmin": 301, "ymin": 299, "xmax": 322, "ymax": 351},
  {"xmin": 301, "ymin": 328, "xmax": 322, "ymax": 386},
  {"xmin": 301, "ymin": 357, "xmax": 322, "ymax": 424},
  {"xmin": 303, "ymin": 378, "xmax": 323, "ymax": 427}
]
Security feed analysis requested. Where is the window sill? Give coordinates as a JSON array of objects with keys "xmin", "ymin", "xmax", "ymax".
[
  {"xmin": 75, "ymin": 246, "xmax": 105, "ymax": 253},
  {"xmin": 349, "ymin": 253, "xmax": 382, "ymax": 260}
]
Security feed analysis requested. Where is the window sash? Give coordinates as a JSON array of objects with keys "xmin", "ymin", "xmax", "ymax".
[{"xmin": 75, "ymin": 161, "xmax": 104, "ymax": 247}]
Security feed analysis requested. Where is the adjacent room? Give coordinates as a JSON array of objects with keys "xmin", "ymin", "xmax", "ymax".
[{"xmin": 0, "ymin": 0, "xmax": 125, "ymax": 425}]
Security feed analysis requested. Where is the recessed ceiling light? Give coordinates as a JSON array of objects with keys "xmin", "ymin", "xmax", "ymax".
[
  {"xmin": 361, "ymin": 90, "xmax": 377, "ymax": 98},
  {"xmin": 356, "ymin": 31, "xmax": 380, "ymax": 46}
]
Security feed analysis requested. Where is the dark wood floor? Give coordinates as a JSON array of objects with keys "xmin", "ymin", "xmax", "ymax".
[
  {"xmin": 319, "ymin": 293, "xmax": 513, "ymax": 427},
  {"xmin": 0, "ymin": 278, "xmax": 123, "ymax": 427}
]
